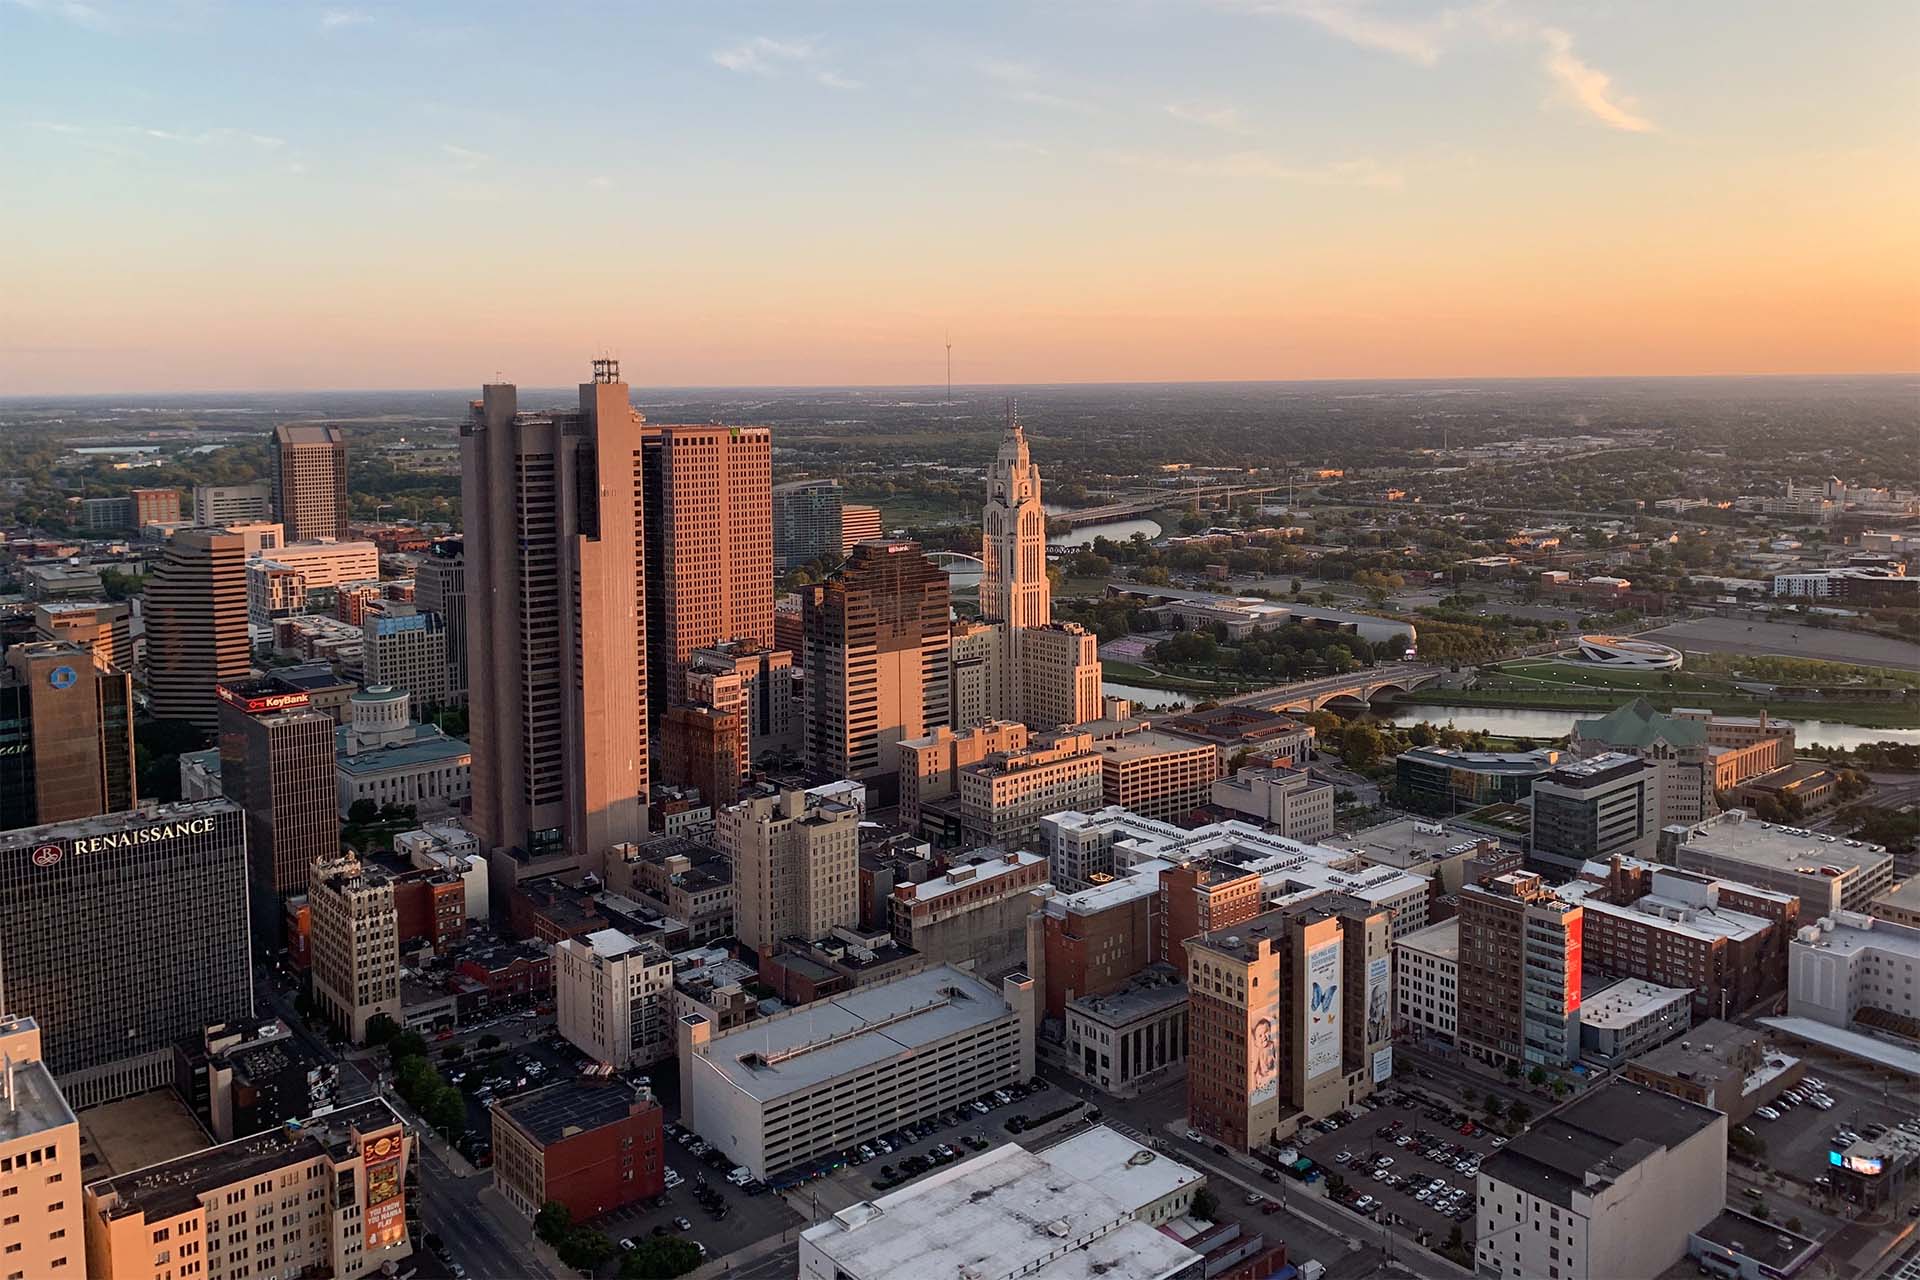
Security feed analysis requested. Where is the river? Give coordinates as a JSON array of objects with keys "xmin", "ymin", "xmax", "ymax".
[
  {"xmin": 1048, "ymin": 516, "xmax": 1162, "ymax": 549},
  {"xmin": 1098, "ymin": 682, "xmax": 1916, "ymax": 751}
]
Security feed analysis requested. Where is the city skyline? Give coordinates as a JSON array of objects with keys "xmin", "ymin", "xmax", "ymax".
[{"xmin": 5, "ymin": 0, "xmax": 1916, "ymax": 393}]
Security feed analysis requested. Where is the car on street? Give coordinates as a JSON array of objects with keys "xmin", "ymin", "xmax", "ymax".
[{"xmin": 673, "ymin": 1217, "xmax": 692, "ymax": 1231}]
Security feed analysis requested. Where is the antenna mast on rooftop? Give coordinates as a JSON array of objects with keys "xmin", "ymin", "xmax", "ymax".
[{"xmin": 945, "ymin": 332, "xmax": 953, "ymax": 408}]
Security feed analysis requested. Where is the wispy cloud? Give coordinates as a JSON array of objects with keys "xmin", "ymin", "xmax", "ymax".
[
  {"xmin": 1249, "ymin": 0, "xmax": 1454, "ymax": 67},
  {"xmin": 4, "ymin": 0, "xmax": 113, "ymax": 33},
  {"xmin": 441, "ymin": 143, "xmax": 491, "ymax": 168},
  {"xmin": 980, "ymin": 59, "xmax": 1098, "ymax": 115},
  {"xmin": 815, "ymin": 70, "xmax": 861, "ymax": 91},
  {"xmin": 1102, "ymin": 147, "xmax": 1403, "ymax": 189},
  {"xmin": 35, "ymin": 120, "xmax": 285, "ymax": 149},
  {"xmin": 712, "ymin": 36, "xmax": 815, "ymax": 74},
  {"xmin": 319, "ymin": 8, "xmax": 373, "ymax": 30},
  {"xmin": 1537, "ymin": 27, "xmax": 1654, "ymax": 132},
  {"xmin": 1166, "ymin": 102, "xmax": 1249, "ymax": 135}
]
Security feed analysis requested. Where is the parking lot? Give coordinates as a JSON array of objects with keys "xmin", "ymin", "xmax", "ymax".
[
  {"xmin": 1290, "ymin": 1088, "xmax": 1511, "ymax": 1248},
  {"xmin": 1742, "ymin": 1069, "xmax": 1919, "ymax": 1205},
  {"xmin": 589, "ymin": 1124, "xmax": 803, "ymax": 1264}
]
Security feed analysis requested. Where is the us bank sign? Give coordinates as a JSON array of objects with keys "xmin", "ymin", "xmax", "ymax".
[{"xmin": 61, "ymin": 816, "xmax": 218, "ymax": 857}]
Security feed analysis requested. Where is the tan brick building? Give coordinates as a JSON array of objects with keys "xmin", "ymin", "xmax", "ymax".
[{"xmin": 0, "ymin": 1015, "xmax": 83, "ymax": 1280}]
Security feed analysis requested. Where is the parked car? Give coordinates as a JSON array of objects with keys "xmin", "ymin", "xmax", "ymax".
[{"xmin": 672, "ymin": 1217, "xmax": 692, "ymax": 1232}]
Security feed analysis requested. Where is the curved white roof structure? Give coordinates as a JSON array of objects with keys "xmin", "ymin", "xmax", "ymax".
[{"xmin": 1572, "ymin": 635, "xmax": 1683, "ymax": 670}]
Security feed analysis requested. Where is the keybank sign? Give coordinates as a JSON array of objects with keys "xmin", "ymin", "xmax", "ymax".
[{"xmin": 62, "ymin": 816, "xmax": 218, "ymax": 856}]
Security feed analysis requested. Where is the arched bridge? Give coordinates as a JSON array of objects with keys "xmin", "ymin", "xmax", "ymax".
[
  {"xmin": 927, "ymin": 551, "xmax": 985, "ymax": 572},
  {"xmin": 1218, "ymin": 663, "xmax": 1445, "ymax": 714}
]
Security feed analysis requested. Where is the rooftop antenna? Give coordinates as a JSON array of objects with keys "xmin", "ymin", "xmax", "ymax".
[{"xmin": 945, "ymin": 332, "xmax": 953, "ymax": 408}]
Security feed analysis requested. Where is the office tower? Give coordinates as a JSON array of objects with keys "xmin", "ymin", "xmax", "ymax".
[
  {"xmin": 946, "ymin": 618, "xmax": 1004, "ymax": 729},
  {"xmin": 641, "ymin": 422, "xmax": 772, "ymax": 718},
  {"xmin": 1529, "ymin": 752, "xmax": 1658, "ymax": 873},
  {"xmin": 128, "ymin": 486, "xmax": 181, "ymax": 528},
  {"xmin": 143, "ymin": 527, "xmax": 252, "ymax": 728},
  {"xmin": 1457, "ymin": 871, "xmax": 1583, "ymax": 1070},
  {"xmin": 360, "ymin": 603, "xmax": 449, "ymax": 705},
  {"xmin": 270, "ymin": 424, "xmax": 349, "ymax": 541},
  {"xmin": 772, "ymin": 478, "xmax": 845, "ymax": 570},
  {"xmin": 309, "ymin": 853, "xmax": 400, "ymax": 1043},
  {"xmin": 838, "ymin": 504, "xmax": 882, "ymax": 554},
  {"xmin": 80, "ymin": 496, "xmax": 133, "ymax": 530},
  {"xmin": 0, "ymin": 641, "xmax": 135, "ymax": 828},
  {"xmin": 83, "ymin": 1099, "xmax": 416, "ymax": 1280},
  {"xmin": 1019, "ymin": 621, "xmax": 1102, "ymax": 728},
  {"xmin": 414, "ymin": 539, "xmax": 467, "ymax": 702},
  {"xmin": 33, "ymin": 599, "xmax": 133, "ymax": 671},
  {"xmin": 897, "ymin": 720, "xmax": 1030, "ymax": 835},
  {"xmin": 554, "ymin": 928, "xmax": 675, "ymax": 1068},
  {"xmin": 686, "ymin": 642, "xmax": 797, "ymax": 763},
  {"xmin": 659, "ymin": 703, "xmax": 744, "ymax": 808},
  {"xmin": 717, "ymin": 788, "xmax": 862, "ymax": 954},
  {"xmin": 1184, "ymin": 897, "xmax": 1395, "ymax": 1150},
  {"xmin": 257, "ymin": 538, "xmax": 382, "ymax": 589},
  {"xmin": 981, "ymin": 405, "xmax": 1051, "ymax": 632},
  {"xmin": 248, "ymin": 559, "xmax": 308, "ymax": 623},
  {"xmin": 193, "ymin": 481, "xmax": 273, "ymax": 525},
  {"xmin": 0, "ymin": 800, "xmax": 250, "ymax": 1106},
  {"xmin": 0, "ymin": 1015, "xmax": 83, "ymax": 1280},
  {"xmin": 462, "ymin": 363, "xmax": 649, "ymax": 862},
  {"xmin": 801, "ymin": 540, "xmax": 951, "ymax": 785},
  {"xmin": 218, "ymin": 677, "xmax": 338, "ymax": 932}
]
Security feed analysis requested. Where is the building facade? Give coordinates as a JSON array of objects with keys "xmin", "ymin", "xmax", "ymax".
[
  {"xmin": 32, "ymin": 600, "xmax": 133, "ymax": 673},
  {"xmin": 954, "ymin": 732, "xmax": 1104, "ymax": 849},
  {"xmin": 270, "ymin": 424, "xmax": 349, "ymax": 542},
  {"xmin": 0, "ymin": 1016, "xmax": 83, "ymax": 1280},
  {"xmin": 686, "ymin": 642, "xmax": 797, "ymax": 765},
  {"xmin": 1209, "ymin": 766, "xmax": 1335, "ymax": 842},
  {"xmin": 360, "ymin": 604, "xmax": 449, "ymax": 706},
  {"xmin": 218, "ymin": 678, "xmax": 339, "ymax": 932},
  {"xmin": 0, "ymin": 802, "xmax": 251, "ymax": 1106},
  {"xmin": 1662, "ymin": 810, "xmax": 1894, "ymax": 915},
  {"xmin": 658, "ymin": 703, "xmax": 743, "ymax": 808},
  {"xmin": 1095, "ymin": 726, "xmax": 1218, "ymax": 823},
  {"xmin": 772, "ymin": 478, "xmax": 844, "ymax": 571},
  {"xmin": 718, "ymin": 788, "xmax": 863, "ymax": 954},
  {"xmin": 143, "ymin": 528, "xmax": 252, "ymax": 728},
  {"xmin": 490, "ymin": 1082, "xmax": 664, "ymax": 1222},
  {"xmin": 887, "ymin": 851, "xmax": 1050, "ymax": 975},
  {"xmin": 1787, "ymin": 910, "xmax": 1920, "ymax": 1032},
  {"xmin": 1393, "ymin": 746, "xmax": 1558, "ymax": 816},
  {"xmin": 462, "ymin": 365, "xmax": 650, "ymax": 863},
  {"xmin": 192, "ymin": 482, "xmax": 273, "ymax": 526},
  {"xmin": 0, "ymin": 640, "xmax": 135, "ymax": 830},
  {"xmin": 412, "ymin": 542, "xmax": 467, "ymax": 704},
  {"xmin": 1457, "ymin": 872, "xmax": 1583, "ymax": 1070},
  {"xmin": 555, "ymin": 929, "xmax": 676, "ymax": 1069},
  {"xmin": 837, "ymin": 504, "xmax": 882, "ymax": 553},
  {"xmin": 1394, "ymin": 917, "xmax": 1459, "ymax": 1045},
  {"xmin": 897, "ymin": 720, "xmax": 1030, "ymax": 838},
  {"xmin": 1530, "ymin": 753, "xmax": 1658, "ymax": 872},
  {"xmin": 309, "ymin": 853, "xmax": 401, "ymax": 1043}
]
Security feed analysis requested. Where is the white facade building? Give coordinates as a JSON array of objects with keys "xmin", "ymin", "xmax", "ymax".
[
  {"xmin": 555, "ymin": 928, "xmax": 676, "ymax": 1069},
  {"xmin": 1788, "ymin": 910, "xmax": 1920, "ymax": 1030},
  {"xmin": 1394, "ymin": 917, "xmax": 1459, "ymax": 1044}
]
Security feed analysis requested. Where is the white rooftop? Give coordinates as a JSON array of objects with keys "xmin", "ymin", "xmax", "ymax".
[
  {"xmin": 1580, "ymin": 978, "xmax": 1693, "ymax": 1029},
  {"xmin": 1677, "ymin": 812, "xmax": 1889, "ymax": 873},
  {"xmin": 1793, "ymin": 911, "xmax": 1920, "ymax": 962},
  {"xmin": 1042, "ymin": 1126, "xmax": 1205, "ymax": 1213},
  {"xmin": 1081, "ymin": 811, "xmax": 1430, "ymax": 908},
  {"xmin": 801, "ymin": 1136, "xmax": 1203, "ymax": 1280},
  {"xmin": 1556, "ymin": 884, "xmax": 1772, "ymax": 944},
  {"xmin": 901, "ymin": 851, "xmax": 1046, "ymax": 904},
  {"xmin": 1395, "ymin": 917, "xmax": 1459, "ymax": 963}
]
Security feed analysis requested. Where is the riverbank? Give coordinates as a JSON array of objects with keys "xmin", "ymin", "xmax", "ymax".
[{"xmin": 1390, "ymin": 688, "xmax": 1920, "ymax": 730}]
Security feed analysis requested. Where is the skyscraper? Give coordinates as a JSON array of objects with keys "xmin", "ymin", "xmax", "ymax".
[
  {"xmin": 772, "ymin": 478, "xmax": 844, "ymax": 571},
  {"xmin": 462, "ymin": 363, "xmax": 649, "ymax": 864},
  {"xmin": 270, "ymin": 424, "xmax": 349, "ymax": 541},
  {"xmin": 414, "ymin": 539, "xmax": 467, "ymax": 703},
  {"xmin": 717, "ymin": 788, "xmax": 862, "ymax": 955},
  {"xmin": 218, "ymin": 677, "xmax": 339, "ymax": 936},
  {"xmin": 143, "ymin": 527, "xmax": 252, "ymax": 728},
  {"xmin": 0, "ymin": 640, "xmax": 135, "ymax": 829},
  {"xmin": 981, "ymin": 404, "xmax": 1051, "ymax": 633},
  {"xmin": 32, "ymin": 600, "xmax": 133, "ymax": 672},
  {"xmin": 802, "ymin": 540, "xmax": 951, "ymax": 785},
  {"xmin": 641, "ymin": 423, "xmax": 772, "ymax": 718}
]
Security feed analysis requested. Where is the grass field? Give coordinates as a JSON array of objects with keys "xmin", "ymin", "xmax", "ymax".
[
  {"xmin": 1101, "ymin": 660, "xmax": 1241, "ymax": 692},
  {"xmin": 1393, "ymin": 686, "xmax": 1920, "ymax": 729}
]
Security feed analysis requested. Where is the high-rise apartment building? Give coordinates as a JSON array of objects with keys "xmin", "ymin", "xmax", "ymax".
[
  {"xmin": 1184, "ymin": 897, "xmax": 1395, "ymax": 1149},
  {"xmin": 192, "ymin": 482, "xmax": 273, "ymax": 526},
  {"xmin": 32, "ymin": 600, "xmax": 133, "ymax": 672},
  {"xmin": 83, "ymin": 1098, "xmax": 415, "ymax": 1280},
  {"xmin": 309, "ymin": 853, "xmax": 401, "ymax": 1043},
  {"xmin": 718, "ymin": 788, "xmax": 862, "ymax": 954},
  {"xmin": 1530, "ymin": 753, "xmax": 1658, "ymax": 872},
  {"xmin": 1457, "ymin": 871, "xmax": 1584, "ymax": 1070},
  {"xmin": 413, "ymin": 540, "xmax": 467, "ymax": 703},
  {"xmin": 0, "ymin": 640, "xmax": 135, "ymax": 829},
  {"xmin": 0, "ymin": 801, "xmax": 251, "ymax": 1106},
  {"xmin": 945, "ymin": 618, "xmax": 1003, "ymax": 730},
  {"xmin": 802, "ymin": 540, "xmax": 951, "ymax": 785},
  {"xmin": 954, "ymin": 731, "xmax": 1104, "ymax": 848},
  {"xmin": 772, "ymin": 478, "xmax": 845, "ymax": 570},
  {"xmin": 360, "ymin": 603, "xmax": 449, "ymax": 706},
  {"xmin": 837, "ymin": 504, "xmax": 883, "ymax": 554},
  {"xmin": 1093, "ymin": 724, "xmax": 1218, "ymax": 822},
  {"xmin": 270, "ymin": 424, "xmax": 349, "ymax": 541},
  {"xmin": 130, "ymin": 486, "xmax": 181, "ymax": 528},
  {"xmin": 0, "ymin": 1015, "xmax": 83, "ymax": 1280},
  {"xmin": 641, "ymin": 423, "xmax": 772, "ymax": 718},
  {"xmin": 462, "ymin": 364, "xmax": 649, "ymax": 863},
  {"xmin": 659, "ymin": 703, "xmax": 743, "ymax": 808},
  {"xmin": 554, "ymin": 928, "xmax": 675, "ymax": 1068},
  {"xmin": 143, "ymin": 527, "xmax": 252, "ymax": 728},
  {"xmin": 217, "ymin": 677, "xmax": 338, "ymax": 933}
]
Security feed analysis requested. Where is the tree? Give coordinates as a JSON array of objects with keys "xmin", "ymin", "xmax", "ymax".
[
  {"xmin": 1527, "ymin": 1065, "xmax": 1547, "ymax": 1087},
  {"xmin": 557, "ymin": 1227, "xmax": 615, "ymax": 1272},
  {"xmin": 389, "ymin": 1030, "xmax": 429, "ymax": 1066},
  {"xmin": 425, "ymin": 1087, "xmax": 467, "ymax": 1139},
  {"xmin": 478, "ymin": 1033, "xmax": 502, "ymax": 1050},
  {"xmin": 348, "ymin": 799, "xmax": 379, "ymax": 826},
  {"xmin": 1484, "ymin": 1093, "xmax": 1504, "ymax": 1118},
  {"xmin": 364, "ymin": 1013, "xmax": 400, "ymax": 1047},
  {"xmin": 1191, "ymin": 1188, "xmax": 1219, "ymax": 1221},
  {"xmin": 1786, "ymin": 1216, "xmax": 1803, "ymax": 1234},
  {"xmin": 534, "ymin": 1201, "xmax": 572, "ymax": 1246},
  {"xmin": 1504, "ymin": 1062, "xmax": 1521, "ymax": 1080},
  {"xmin": 1341, "ymin": 723, "xmax": 1385, "ymax": 770},
  {"xmin": 621, "ymin": 1238, "xmax": 702, "ymax": 1280},
  {"xmin": 1508, "ymin": 1102, "xmax": 1532, "ymax": 1129}
]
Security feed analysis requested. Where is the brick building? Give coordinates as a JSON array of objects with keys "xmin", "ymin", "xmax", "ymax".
[{"xmin": 490, "ymin": 1082, "xmax": 664, "ymax": 1221}]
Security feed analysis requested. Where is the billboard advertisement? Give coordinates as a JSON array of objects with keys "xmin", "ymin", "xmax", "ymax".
[
  {"xmin": 1305, "ymin": 938, "xmax": 1342, "ymax": 1081},
  {"xmin": 1248, "ymin": 984, "xmax": 1280, "ymax": 1106},
  {"xmin": 1372, "ymin": 1046, "xmax": 1393, "ymax": 1084},
  {"xmin": 362, "ymin": 1131, "xmax": 406, "ymax": 1248},
  {"xmin": 1365, "ymin": 954, "xmax": 1391, "ymax": 1047}
]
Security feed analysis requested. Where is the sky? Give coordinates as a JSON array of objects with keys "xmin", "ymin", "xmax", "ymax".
[{"xmin": 3, "ymin": 0, "xmax": 1916, "ymax": 393}]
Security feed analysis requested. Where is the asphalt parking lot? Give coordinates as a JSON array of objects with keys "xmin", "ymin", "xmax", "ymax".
[
  {"xmin": 590, "ymin": 1134, "xmax": 803, "ymax": 1264},
  {"xmin": 1743, "ymin": 1071, "xmax": 1918, "ymax": 1199},
  {"xmin": 1292, "ymin": 1089, "xmax": 1510, "ymax": 1247}
]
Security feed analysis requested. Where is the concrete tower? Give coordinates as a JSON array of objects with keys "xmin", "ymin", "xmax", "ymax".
[{"xmin": 981, "ymin": 402, "xmax": 1051, "ymax": 631}]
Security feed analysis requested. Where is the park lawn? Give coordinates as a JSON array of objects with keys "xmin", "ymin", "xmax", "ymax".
[
  {"xmin": 1488, "ymin": 658, "xmax": 1734, "ymax": 696},
  {"xmin": 1101, "ymin": 659, "xmax": 1228, "ymax": 692},
  {"xmin": 1055, "ymin": 576, "xmax": 1111, "ymax": 598},
  {"xmin": 1394, "ymin": 687, "xmax": 1920, "ymax": 729}
]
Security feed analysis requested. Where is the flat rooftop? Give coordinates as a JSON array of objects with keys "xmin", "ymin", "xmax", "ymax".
[
  {"xmin": 580, "ymin": 928, "xmax": 668, "ymax": 963},
  {"xmin": 0, "ymin": 1053, "xmax": 73, "ymax": 1147},
  {"xmin": 1189, "ymin": 901, "xmax": 1339, "ymax": 964},
  {"xmin": 0, "ymin": 797, "xmax": 238, "ymax": 847},
  {"xmin": 695, "ymin": 966, "xmax": 1012, "ymax": 1102},
  {"xmin": 1095, "ymin": 729, "xmax": 1215, "ymax": 761},
  {"xmin": 1874, "ymin": 879, "xmax": 1920, "ymax": 913},
  {"xmin": 1068, "ymin": 965, "xmax": 1188, "ymax": 1024},
  {"xmin": 1794, "ymin": 911, "xmax": 1920, "ymax": 962},
  {"xmin": 1694, "ymin": 1208, "xmax": 1821, "ymax": 1273},
  {"xmin": 335, "ymin": 724, "xmax": 472, "ymax": 773},
  {"xmin": 1559, "ymin": 885, "xmax": 1772, "ymax": 944},
  {"xmin": 1481, "ymin": 1082, "xmax": 1721, "ymax": 1209},
  {"xmin": 802, "ymin": 1137, "xmax": 1201, "ymax": 1280},
  {"xmin": 1677, "ymin": 813, "xmax": 1888, "ymax": 872},
  {"xmin": 1399, "ymin": 746, "xmax": 1559, "ymax": 774},
  {"xmin": 898, "ymin": 851, "xmax": 1045, "ymax": 904},
  {"xmin": 1627, "ymin": 1018, "xmax": 1763, "ymax": 1081},
  {"xmin": 1541, "ymin": 752, "xmax": 1646, "ymax": 788},
  {"xmin": 1579, "ymin": 977, "xmax": 1693, "ymax": 1029},
  {"xmin": 494, "ymin": 1081, "xmax": 648, "ymax": 1147},
  {"xmin": 1394, "ymin": 917, "xmax": 1459, "ymax": 963},
  {"xmin": 1043, "ymin": 1124, "xmax": 1205, "ymax": 1211},
  {"xmin": 1330, "ymin": 817, "xmax": 1493, "ymax": 868}
]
